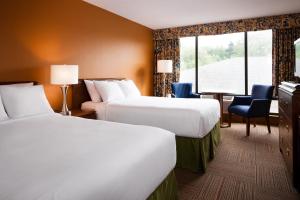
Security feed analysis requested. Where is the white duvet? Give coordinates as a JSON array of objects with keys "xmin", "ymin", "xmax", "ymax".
[
  {"xmin": 82, "ymin": 96, "xmax": 220, "ymax": 138},
  {"xmin": 0, "ymin": 114, "xmax": 176, "ymax": 200}
]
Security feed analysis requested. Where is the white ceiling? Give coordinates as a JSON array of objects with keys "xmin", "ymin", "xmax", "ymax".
[{"xmin": 84, "ymin": 0, "xmax": 300, "ymax": 30}]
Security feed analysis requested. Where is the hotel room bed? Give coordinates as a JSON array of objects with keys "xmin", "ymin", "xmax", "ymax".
[
  {"xmin": 74, "ymin": 79, "xmax": 221, "ymax": 172},
  {"xmin": 82, "ymin": 96, "xmax": 219, "ymax": 138},
  {"xmin": 0, "ymin": 83, "xmax": 177, "ymax": 200},
  {"xmin": 0, "ymin": 114, "xmax": 177, "ymax": 200}
]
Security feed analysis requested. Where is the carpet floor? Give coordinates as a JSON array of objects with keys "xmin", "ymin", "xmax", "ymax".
[{"xmin": 176, "ymin": 123, "xmax": 300, "ymax": 200}]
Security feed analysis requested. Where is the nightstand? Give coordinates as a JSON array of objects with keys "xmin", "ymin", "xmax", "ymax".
[{"xmin": 70, "ymin": 109, "xmax": 97, "ymax": 119}]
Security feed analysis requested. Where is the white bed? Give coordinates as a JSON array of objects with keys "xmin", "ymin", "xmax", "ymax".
[
  {"xmin": 82, "ymin": 96, "xmax": 220, "ymax": 138},
  {"xmin": 0, "ymin": 113, "xmax": 176, "ymax": 200}
]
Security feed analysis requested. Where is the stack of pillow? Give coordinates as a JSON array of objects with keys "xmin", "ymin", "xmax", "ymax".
[
  {"xmin": 0, "ymin": 83, "xmax": 54, "ymax": 121},
  {"xmin": 84, "ymin": 79, "xmax": 141, "ymax": 103}
]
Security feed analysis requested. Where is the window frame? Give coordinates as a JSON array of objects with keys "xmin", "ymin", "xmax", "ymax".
[{"xmin": 182, "ymin": 30, "xmax": 272, "ymax": 96}]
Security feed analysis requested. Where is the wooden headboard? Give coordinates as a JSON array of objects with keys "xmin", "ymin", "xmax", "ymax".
[
  {"xmin": 72, "ymin": 78, "xmax": 126, "ymax": 109},
  {"xmin": 0, "ymin": 81, "xmax": 39, "ymax": 85}
]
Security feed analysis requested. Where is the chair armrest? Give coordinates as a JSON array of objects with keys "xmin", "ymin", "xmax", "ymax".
[
  {"xmin": 248, "ymin": 99, "xmax": 271, "ymax": 116},
  {"xmin": 189, "ymin": 93, "xmax": 201, "ymax": 98},
  {"xmin": 231, "ymin": 96, "xmax": 252, "ymax": 106}
]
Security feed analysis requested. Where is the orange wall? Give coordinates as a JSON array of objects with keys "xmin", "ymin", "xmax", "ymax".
[{"xmin": 0, "ymin": 0, "xmax": 153, "ymax": 110}]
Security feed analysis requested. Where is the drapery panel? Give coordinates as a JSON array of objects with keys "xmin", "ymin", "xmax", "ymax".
[
  {"xmin": 154, "ymin": 39, "xmax": 180, "ymax": 96},
  {"xmin": 273, "ymin": 28, "xmax": 300, "ymax": 94}
]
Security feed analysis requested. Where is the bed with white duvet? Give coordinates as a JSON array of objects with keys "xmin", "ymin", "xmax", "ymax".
[
  {"xmin": 79, "ymin": 79, "xmax": 221, "ymax": 172},
  {"xmin": 0, "ymin": 83, "xmax": 177, "ymax": 200},
  {"xmin": 82, "ymin": 96, "xmax": 220, "ymax": 138}
]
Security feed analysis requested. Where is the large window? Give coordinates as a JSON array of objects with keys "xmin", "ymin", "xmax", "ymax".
[
  {"xmin": 248, "ymin": 30, "xmax": 272, "ymax": 93},
  {"xmin": 180, "ymin": 37, "xmax": 196, "ymax": 91},
  {"xmin": 197, "ymin": 32, "xmax": 245, "ymax": 94},
  {"xmin": 180, "ymin": 30, "xmax": 272, "ymax": 95}
]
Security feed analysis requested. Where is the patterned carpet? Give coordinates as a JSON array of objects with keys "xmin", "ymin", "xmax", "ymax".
[{"xmin": 176, "ymin": 123, "xmax": 300, "ymax": 200}]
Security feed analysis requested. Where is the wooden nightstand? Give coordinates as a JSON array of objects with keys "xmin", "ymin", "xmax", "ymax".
[{"xmin": 70, "ymin": 109, "xmax": 97, "ymax": 119}]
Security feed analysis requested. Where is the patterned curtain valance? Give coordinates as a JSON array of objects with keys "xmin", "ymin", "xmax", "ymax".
[{"xmin": 153, "ymin": 13, "xmax": 300, "ymax": 40}]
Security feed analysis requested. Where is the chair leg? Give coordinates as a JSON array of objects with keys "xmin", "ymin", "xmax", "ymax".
[
  {"xmin": 228, "ymin": 112, "xmax": 232, "ymax": 127},
  {"xmin": 253, "ymin": 119, "xmax": 256, "ymax": 127},
  {"xmin": 246, "ymin": 118, "xmax": 250, "ymax": 136},
  {"xmin": 266, "ymin": 115, "xmax": 271, "ymax": 133}
]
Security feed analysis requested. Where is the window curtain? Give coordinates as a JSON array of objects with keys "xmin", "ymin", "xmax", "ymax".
[
  {"xmin": 153, "ymin": 13, "xmax": 300, "ymax": 96},
  {"xmin": 154, "ymin": 39, "xmax": 180, "ymax": 96},
  {"xmin": 273, "ymin": 27, "xmax": 300, "ymax": 94}
]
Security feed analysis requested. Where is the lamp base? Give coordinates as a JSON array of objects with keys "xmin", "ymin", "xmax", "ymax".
[{"xmin": 60, "ymin": 85, "xmax": 71, "ymax": 116}]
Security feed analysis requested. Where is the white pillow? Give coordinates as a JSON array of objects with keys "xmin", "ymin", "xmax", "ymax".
[
  {"xmin": 0, "ymin": 83, "xmax": 34, "ymax": 121},
  {"xmin": 0, "ymin": 97, "xmax": 9, "ymax": 121},
  {"xmin": 94, "ymin": 81, "xmax": 125, "ymax": 102},
  {"xmin": 84, "ymin": 80, "xmax": 101, "ymax": 102},
  {"xmin": 0, "ymin": 85, "xmax": 54, "ymax": 118},
  {"xmin": 117, "ymin": 80, "xmax": 141, "ymax": 98}
]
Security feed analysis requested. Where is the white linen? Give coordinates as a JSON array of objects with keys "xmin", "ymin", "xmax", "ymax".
[
  {"xmin": 0, "ymin": 97, "xmax": 8, "ymax": 121},
  {"xmin": 0, "ymin": 85, "xmax": 54, "ymax": 119},
  {"xmin": 84, "ymin": 80, "xmax": 101, "ymax": 102},
  {"xmin": 94, "ymin": 81, "xmax": 125, "ymax": 102},
  {"xmin": 117, "ymin": 80, "xmax": 141, "ymax": 98},
  {"xmin": 0, "ymin": 82, "xmax": 34, "ymax": 120},
  {"xmin": 82, "ymin": 96, "xmax": 220, "ymax": 138},
  {"xmin": 0, "ymin": 114, "xmax": 176, "ymax": 200}
]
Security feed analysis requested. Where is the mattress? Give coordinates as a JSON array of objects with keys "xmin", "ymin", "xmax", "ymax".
[
  {"xmin": 0, "ymin": 114, "xmax": 176, "ymax": 200},
  {"xmin": 82, "ymin": 96, "xmax": 220, "ymax": 138}
]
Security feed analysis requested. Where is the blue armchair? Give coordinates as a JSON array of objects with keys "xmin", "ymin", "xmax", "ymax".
[
  {"xmin": 228, "ymin": 84, "xmax": 274, "ymax": 136},
  {"xmin": 171, "ymin": 82, "xmax": 200, "ymax": 98}
]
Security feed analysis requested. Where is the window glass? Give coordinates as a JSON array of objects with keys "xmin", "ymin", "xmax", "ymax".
[
  {"xmin": 197, "ymin": 32, "xmax": 245, "ymax": 94},
  {"xmin": 248, "ymin": 30, "xmax": 272, "ymax": 94},
  {"xmin": 180, "ymin": 37, "xmax": 196, "ymax": 91}
]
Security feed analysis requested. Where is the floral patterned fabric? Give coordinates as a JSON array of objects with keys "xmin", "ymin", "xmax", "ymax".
[
  {"xmin": 154, "ymin": 13, "xmax": 300, "ymax": 40},
  {"xmin": 153, "ymin": 13, "xmax": 300, "ymax": 96},
  {"xmin": 273, "ymin": 28, "xmax": 300, "ymax": 94},
  {"xmin": 154, "ymin": 39, "xmax": 180, "ymax": 96}
]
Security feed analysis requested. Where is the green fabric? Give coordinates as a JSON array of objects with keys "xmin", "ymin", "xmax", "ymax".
[
  {"xmin": 176, "ymin": 122, "xmax": 220, "ymax": 172},
  {"xmin": 147, "ymin": 170, "xmax": 178, "ymax": 200}
]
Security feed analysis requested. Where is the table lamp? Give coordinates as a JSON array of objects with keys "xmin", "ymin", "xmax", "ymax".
[
  {"xmin": 157, "ymin": 60, "xmax": 173, "ymax": 97},
  {"xmin": 51, "ymin": 64, "xmax": 78, "ymax": 115}
]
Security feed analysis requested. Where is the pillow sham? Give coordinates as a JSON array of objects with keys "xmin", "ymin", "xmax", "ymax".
[
  {"xmin": 117, "ymin": 80, "xmax": 141, "ymax": 98},
  {"xmin": 94, "ymin": 81, "xmax": 125, "ymax": 102},
  {"xmin": 0, "ymin": 97, "xmax": 9, "ymax": 121},
  {"xmin": 84, "ymin": 80, "xmax": 101, "ymax": 102},
  {"xmin": 0, "ymin": 85, "xmax": 54, "ymax": 119}
]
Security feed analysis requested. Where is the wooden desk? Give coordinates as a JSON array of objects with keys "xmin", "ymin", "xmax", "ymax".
[{"xmin": 201, "ymin": 91, "xmax": 233, "ymax": 128}]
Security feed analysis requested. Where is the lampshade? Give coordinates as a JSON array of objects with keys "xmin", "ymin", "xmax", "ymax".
[
  {"xmin": 157, "ymin": 60, "xmax": 173, "ymax": 73},
  {"xmin": 51, "ymin": 65, "xmax": 78, "ymax": 85}
]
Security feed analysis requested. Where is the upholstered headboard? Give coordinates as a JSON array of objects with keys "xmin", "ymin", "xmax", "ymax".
[{"xmin": 72, "ymin": 78, "xmax": 126, "ymax": 109}]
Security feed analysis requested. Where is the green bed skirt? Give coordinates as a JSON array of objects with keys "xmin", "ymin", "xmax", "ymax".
[
  {"xmin": 147, "ymin": 170, "xmax": 178, "ymax": 200},
  {"xmin": 176, "ymin": 122, "xmax": 220, "ymax": 172}
]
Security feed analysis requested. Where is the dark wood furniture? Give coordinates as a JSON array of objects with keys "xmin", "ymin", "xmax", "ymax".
[
  {"xmin": 0, "ymin": 81, "xmax": 38, "ymax": 85},
  {"xmin": 278, "ymin": 83, "xmax": 300, "ymax": 191},
  {"xmin": 71, "ymin": 109, "xmax": 96, "ymax": 119},
  {"xmin": 72, "ymin": 78, "xmax": 125, "ymax": 110}
]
